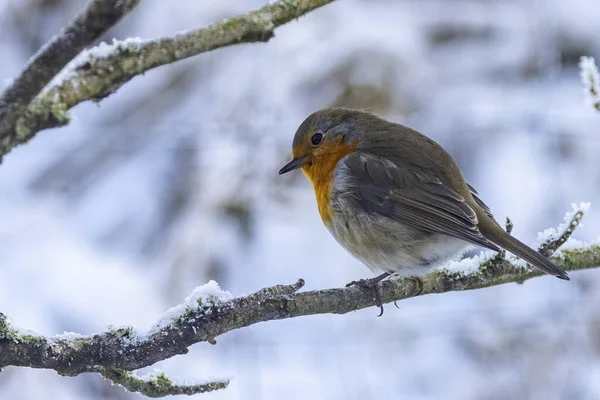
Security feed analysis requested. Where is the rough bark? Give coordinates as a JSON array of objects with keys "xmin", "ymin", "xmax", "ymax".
[
  {"xmin": 0, "ymin": 0, "xmax": 139, "ymax": 148},
  {"xmin": 1, "ymin": 217, "xmax": 598, "ymax": 396},
  {"xmin": 0, "ymin": 0, "xmax": 337, "ymax": 160}
]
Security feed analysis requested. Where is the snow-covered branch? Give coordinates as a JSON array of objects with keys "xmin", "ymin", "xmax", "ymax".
[
  {"xmin": 0, "ymin": 0, "xmax": 336, "ymax": 160},
  {"xmin": 98, "ymin": 367, "xmax": 229, "ymax": 397},
  {"xmin": 0, "ymin": 205, "xmax": 598, "ymax": 397},
  {"xmin": 579, "ymin": 56, "xmax": 600, "ymax": 111},
  {"xmin": 0, "ymin": 0, "xmax": 139, "ymax": 151}
]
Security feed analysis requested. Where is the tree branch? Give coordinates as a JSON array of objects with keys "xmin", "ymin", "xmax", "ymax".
[
  {"xmin": 0, "ymin": 0, "xmax": 337, "ymax": 160},
  {"xmin": 98, "ymin": 367, "xmax": 229, "ymax": 397},
  {"xmin": 0, "ymin": 206, "xmax": 598, "ymax": 397},
  {"xmin": 0, "ymin": 0, "xmax": 139, "ymax": 147},
  {"xmin": 538, "ymin": 203, "xmax": 589, "ymax": 257},
  {"xmin": 579, "ymin": 56, "xmax": 600, "ymax": 111}
]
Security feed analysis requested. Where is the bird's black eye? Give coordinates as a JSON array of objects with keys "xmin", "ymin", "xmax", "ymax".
[{"xmin": 310, "ymin": 132, "xmax": 323, "ymax": 146}]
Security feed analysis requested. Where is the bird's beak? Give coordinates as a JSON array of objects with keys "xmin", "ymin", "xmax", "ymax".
[{"xmin": 278, "ymin": 157, "xmax": 305, "ymax": 175}]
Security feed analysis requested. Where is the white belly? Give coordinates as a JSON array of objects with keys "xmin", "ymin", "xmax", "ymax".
[{"xmin": 328, "ymin": 212, "xmax": 470, "ymax": 277}]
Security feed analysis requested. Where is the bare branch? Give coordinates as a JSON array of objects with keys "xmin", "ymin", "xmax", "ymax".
[
  {"xmin": 0, "ymin": 204, "xmax": 598, "ymax": 397},
  {"xmin": 0, "ymin": 0, "xmax": 337, "ymax": 160},
  {"xmin": 0, "ymin": 0, "xmax": 139, "ymax": 146}
]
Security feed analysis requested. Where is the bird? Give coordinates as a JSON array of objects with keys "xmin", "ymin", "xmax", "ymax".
[{"xmin": 278, "ymin": 107, "xmax": 569, "ymax": 315}]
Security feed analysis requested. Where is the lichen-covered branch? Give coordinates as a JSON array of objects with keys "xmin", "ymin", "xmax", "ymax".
[
  {"xmin": 0, "ymin": 0, "xmax": 337, "ymax": 160},
  {"xmin": 0, "ymin": 206, "xmax": 598, "ymax": 397},
  {"xmin": 99, "ymin": 367, "xmax": 229, "ymax": 397},
  {"xmin": 537, "ymin": 203, "xmax": 589, "ymax": 256},
  {"xmin": 0, "ymin": 0, "xmax": 139, "ymax": 147}
]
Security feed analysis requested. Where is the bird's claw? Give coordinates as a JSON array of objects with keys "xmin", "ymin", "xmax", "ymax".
[
  {"xmin": 346, "ymin": 273, "xmax": 421, "ymax": 316},
  {"xmin": 346, "ymin": 273, "xmax": 390, "ymax": 316},
  {"xmin": 410, "ymin": 276, "xmax": 424, "ymax": 296}
]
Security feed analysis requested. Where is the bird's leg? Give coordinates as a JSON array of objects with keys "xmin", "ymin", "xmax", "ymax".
[{"xmin": 346, "ymin": 272, "xmax": 392, "ymax": 317}]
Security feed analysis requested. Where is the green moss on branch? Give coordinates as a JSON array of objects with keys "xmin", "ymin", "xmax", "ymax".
[
  {"xmin": 1, "ymin": 0, "xmax": 336, "ymax": 159},
  {"xmin": 100, "ymin": 368, "xmax": 229, "ymax": 397}
]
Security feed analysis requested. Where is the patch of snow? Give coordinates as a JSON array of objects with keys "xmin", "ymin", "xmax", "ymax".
[
  {"xmin": 440, "ymin": 251, "xmax": 496, "ymax": 276},
  {"xmin": 555, "ymin": 236, "xmax": 600, "ymax": 253},
  {"xmin": 14, "ymin": 327, "xmax": 42, "ymax": 338},
  {"xmin": 148, "ymin": 281, "xmax": 232, "ymax": 335},
  {"xmin": 536, "ymin": 202, "xmax": 591, "ymax": 246},
  {"xmin": 54, "ymin": 331, "xmax": 85, "ymax": 341},
  {"xmin": 3, "ymin": 1, "xmax": 600, "ymax": 399},
  {"xmin": 579, "ymin": 56, "xmax": 600, "ymax": 107},
  {"xmin": 130, "ymin": 368, "xmax": 230, "ymax": 387},
  {"xmin": 509, "ymin": 257, "xmax": 530, "ymax": 270},
  {"xmin": 43, "ymin": 37, "xmax": 145, "ymax": 91},
  {"xmin": 130, "ymin": 368, "xmax": 164, "ymax": 381}
]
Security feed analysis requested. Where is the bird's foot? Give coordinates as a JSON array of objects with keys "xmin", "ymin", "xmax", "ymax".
[
  {"xmin": 410, "ymin": 276, "xmax": 424, "ymax": 296},
  {"xmin": 346, "ymin": 272, "xmax": 391, "ymax": 317},
  {"xmin": 393, "ymin": 276, "xmax": 424, "ymax": 308}
]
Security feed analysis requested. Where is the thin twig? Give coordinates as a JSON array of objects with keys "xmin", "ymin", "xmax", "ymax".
[
  {"xmin": 99, "ymin": 367, "xmax": 229, "ymax": 397},
  {"xmin": 538, "ymin": 207, "xmax": 588, "ymax": 257},
  {"xmin": 579, "ymin": 56, "xmax": 600, "ymax": 112},
  {"xmin": 505, "ymin": 217, "xmax": 513, "ymax": 235}
]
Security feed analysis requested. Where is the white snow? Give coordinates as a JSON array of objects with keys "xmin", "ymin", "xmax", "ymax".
[
  {"xmin": 440, "ymin": 251, "xmax": 496, "ymax": 276},
  {"xmin": 148, "ymin": 281, "xmax": 232, "ymax": 335},
  {"xmin": 54, "ymin": 331, "xmax": 85, "ymax": 341},
  {"xmin": 554, "ymin": 237, "xmax": 600, "ymax": 252},
  {"xmin": 536, "ymin": 202, "xmax": 591, "ymax": 246},
  {"xmin": 579, "ymin": 56, "xmax": 600, "ymax": 107},
  {"xmin": 2, "ymin": 1, "xmax": 600, "ymax": 400},
  {"xmin": 127, "ymin": 368, "xmax": 230, "ymax": 387},
  {"xmin": 43, "ymin": 37, "xmax": 145, "ymax": 91}
]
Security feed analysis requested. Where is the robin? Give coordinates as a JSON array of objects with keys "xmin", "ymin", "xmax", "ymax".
[{"xmin": 279, "ymin": 107, "xmax": 569, "ymax": 315}]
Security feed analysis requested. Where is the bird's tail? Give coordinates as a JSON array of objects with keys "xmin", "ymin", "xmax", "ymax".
[{"xmin": 488, "ymin": 228, "xmax": 570, "ymax": 280}]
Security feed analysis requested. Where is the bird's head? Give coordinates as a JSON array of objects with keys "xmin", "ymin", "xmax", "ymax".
[{"xmin": 278, "ymin": 108, "xmax": 381, "ymax": 179}]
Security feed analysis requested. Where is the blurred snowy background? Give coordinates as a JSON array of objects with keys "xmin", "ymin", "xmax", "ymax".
[{"xmin": 1, "ymin": 0, "xmax": 600, "ymax": 399}]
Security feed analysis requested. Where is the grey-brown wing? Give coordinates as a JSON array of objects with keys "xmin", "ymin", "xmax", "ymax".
[
  {"xmin": 467, "ymin": 183, "xmax": 502, "ymax": 229},
  {"xmin": 341, "ymin": 153, "xmax": 501, "ymax": 252}
]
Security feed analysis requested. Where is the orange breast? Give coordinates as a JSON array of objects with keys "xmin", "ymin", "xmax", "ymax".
[{"xmin": 302, "ymin": 141, "xmax": 357, "ymax": 225}]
